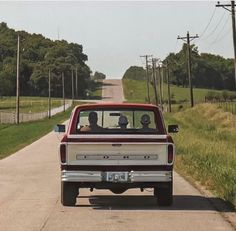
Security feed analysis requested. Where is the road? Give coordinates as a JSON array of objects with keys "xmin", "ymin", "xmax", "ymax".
[
  {"xmin": 0, "ymin": 79, "xmax": 235, "ymax": 231},
  {"xmin": 102, "ymin": 79, "xmax": 125, "ymax": 102}
]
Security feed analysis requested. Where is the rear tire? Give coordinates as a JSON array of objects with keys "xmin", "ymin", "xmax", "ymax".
[
  {"xmin": 61, "ymin": 182, "xmax": 78, "ymax": 206},
  {"xmin": 154, "ymin": 181, "xmax": 173, "ymax": 206}
]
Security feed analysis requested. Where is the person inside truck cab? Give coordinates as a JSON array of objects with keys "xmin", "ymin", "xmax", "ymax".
[
  {"xmin": 118, "ymin": 115, "xmax": 128, "ymax": 130},
  {"xmin": 80, "ymin": 111, "xmax": 103, "ymax": 132},
  {"xmin": 140, "ymin": 114, "xmax": 156, "ymax": 132}
]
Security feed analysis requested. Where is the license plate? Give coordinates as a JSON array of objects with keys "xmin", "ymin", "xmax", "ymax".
[{"xmin": 105, "ymin": 172, "xmax": 129, "ymax": 182}]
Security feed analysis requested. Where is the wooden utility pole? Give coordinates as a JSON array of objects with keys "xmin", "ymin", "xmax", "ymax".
[
  {"xmin": 16, "ymin": 34, "xmax": 20, "ymax": 124},
  {"xmin": 75, "ymin": 66, "xmax": 78, "ymax": 99},
  {"xmin": 216, "ymin": 1, "xmax": 236, "ymax": 88},
  {"xmin": 62, "ymin": 72, "xmax": 65, "ymax": 112},
  {"xmin": 178, "ymin": 31, "xmax": 199, "ymax": 107},
  {"xmin": 161, "ymin": 66, "xmax": 164, "ymax": 102},
  {"xmin": 166, "ymin": 61, "xmax": 172, "ymax": 112},
  {"xmin": 48, "ymin": 68, "xmax": 51, "ymax": 118},
  {"xmin": 140, "ymin": 55, "xmax": 152, "ymax": 103},
  {"xmin": 152, "ymin": 58, "xmax": 159, "ymax": 105},
  {"xmin": 71, "ymin": 68, "xmax": 74, "ymax": 104},
  {"xmin": 158, "ymin": 65, "xmax": 163, "ymax": 108}
]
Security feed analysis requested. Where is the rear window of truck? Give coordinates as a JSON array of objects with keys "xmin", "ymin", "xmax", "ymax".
[{"xmin": 75, "ymin": 109, "xmax": 162, "ymax": 134}]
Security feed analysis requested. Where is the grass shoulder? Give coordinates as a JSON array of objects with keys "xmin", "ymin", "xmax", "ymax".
[
  {"xmin": 0, "ymin": 106, "xmax": 72, "ymax": 160},
  {"xmin": 165, "ymin": 104, "xmax": 236, "ymax": 208}
]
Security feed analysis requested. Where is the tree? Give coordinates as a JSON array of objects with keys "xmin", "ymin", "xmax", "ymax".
[
  {"xmin": 93, "ymin": 71, "xmax": 106, "ymax": 80},
  {"xmin": 164, "ymin": 44, "xmax": 234, "ymax": 90},
  {"xmin": 0, "ymin": 22, "xmax": 92, "ymax": 97}
]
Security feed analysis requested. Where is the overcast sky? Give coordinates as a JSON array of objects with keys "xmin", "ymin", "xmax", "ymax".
[{"xmin": 0, "ymin": 1, "xmax": 233, "ymax": 78}]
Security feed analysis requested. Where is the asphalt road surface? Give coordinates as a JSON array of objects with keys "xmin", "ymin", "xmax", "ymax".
[{"xmin": 0, "ymin": 79, "xmax": 235, "ymax": 231}]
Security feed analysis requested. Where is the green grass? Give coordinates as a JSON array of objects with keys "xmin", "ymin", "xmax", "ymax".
[
  {"xmin": 165, "ymin": 104, "xmax": 236, "ymax": 208},
  {"xmin": 0, "ymin": 96, "xmax": 64, "ymax": 113},
  {"xmin": 0, "ymin": 106, "xmax": 73, "ymax": 159},
  {"xmin": 123, "ymin": 79, "xmax": 230, "ymax": 104},
  {"xmin": 123, "ymin": 79, "xmax": 236, "ymax": 207}
]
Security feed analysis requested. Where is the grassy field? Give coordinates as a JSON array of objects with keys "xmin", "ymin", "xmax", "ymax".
[
  {"xmin": 166, "ymin": 104, "xmax": 236, "ymax": 208},
  {"xmin": 0, "ymin": 96, "xmax": 64, "ymax": 113},
  {"xmin": 123, "ymin": 79, "xmax": 236, "ymax": 208},
  {"xmin": 123, "ymin": 79, "xmax": 230, "ymax": 104},
  {"xmin": 0, "ymin": 106, "xmax": 73, "ymax": 160}
]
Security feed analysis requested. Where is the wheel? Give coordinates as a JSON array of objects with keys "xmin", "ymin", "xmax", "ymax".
[
  {"xmin": 61, "ymin": 182, "xmax": 78, "ymax": 206},
  {"xmin": 154, "ymin": 181, "xmax": 173, "ymax": 206}
]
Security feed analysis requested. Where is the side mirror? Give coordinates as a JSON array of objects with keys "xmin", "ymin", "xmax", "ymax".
[
  {"xmin": 54, "ymin": 124, "xmax": 66, "ymax": 133},
  {"xmin": 168, "ymin": 124, "xmax": 179, "ymax": 133}
]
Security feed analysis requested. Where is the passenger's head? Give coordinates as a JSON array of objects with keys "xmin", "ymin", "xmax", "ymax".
[
  {"xmin": 118, "ymin": 115, "xmax": 128, "ymax": 129},
  {"xmin": 88, "ymin": 111, "xmax": 98, "ymax": 126},
  {"xmin": 141, "ymin": 114, "xmax": 151, "ymax": 127}
]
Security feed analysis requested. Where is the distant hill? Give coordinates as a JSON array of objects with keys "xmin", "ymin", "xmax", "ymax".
[{"xmin": 122, "ymin": 66, "xmax": 146, "ymax": 81}]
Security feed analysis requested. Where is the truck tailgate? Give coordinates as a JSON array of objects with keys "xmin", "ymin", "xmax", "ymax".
[{"xmin": 66, "ymin": 142, "xmax": 172, "ymax": 166}]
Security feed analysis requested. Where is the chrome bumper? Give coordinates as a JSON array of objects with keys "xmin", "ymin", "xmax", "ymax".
[{"xmin": 61, "ymin": 170, "xmax": 172, "ymax": 182}]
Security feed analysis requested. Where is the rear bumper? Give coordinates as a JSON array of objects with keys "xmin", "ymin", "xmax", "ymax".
[{"xmin": 61, "ymin": 170, "xmax": 172, "ymax": 183}]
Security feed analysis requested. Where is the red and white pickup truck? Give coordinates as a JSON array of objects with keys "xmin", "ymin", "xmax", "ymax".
[{"xmin": 55, "ymin": 103, "xmax": 178, "ymax": 206}]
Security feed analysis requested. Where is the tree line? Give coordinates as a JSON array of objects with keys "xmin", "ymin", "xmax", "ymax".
[
  {"xmin": 123, "ymin": 44, "xmax": 235, "ymax": 91},
  {"xmin": 0, "ymin": 22, "xmax": 94, "ymax": 98}
]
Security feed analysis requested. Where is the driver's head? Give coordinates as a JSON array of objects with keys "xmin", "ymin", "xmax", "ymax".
[{"xmin": 88, "ymin": 111, "xmax": 98, "ymax": 125}]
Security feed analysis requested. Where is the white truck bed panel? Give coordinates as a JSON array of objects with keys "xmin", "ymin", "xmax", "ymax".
[{"xmin": 66, "ymin": 142, "xmax": 170, "ymax": 165}]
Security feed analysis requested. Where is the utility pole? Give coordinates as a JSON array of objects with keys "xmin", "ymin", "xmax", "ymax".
[
  {"xmin": 140, "ymin": 55, "xmax": 152, "ymax": 103},
  {"xmin": 166, "ymin": 60, "xmax": 172, "ymax": 112},
  {"xmin": 178, "ymin": 31, "xmax": 199, "ymax": 107},
  {"xmin": 216, "ymin": 1, "xmax": 236, "ymax": 88},
  {"xmin": 48, "ymin": 68, "xmax": 51, "ymax": 118},
  {"xmin": 161, "ymin": 65, "xmax": 164, "ymax": 102},
  {"xmin": 158, "ymin": 65, "xmax": 163, "ymax": 108},
  {"xmin": 16, "ymin": 34, "xmax": 20, "ymax": 124},
  {"xmin": 62, "ymin": 72, "xmax": 65, "ymax": 112},
  {"xmin": 71, "ymin": 68, "xmax": 74, "ymax": 104},
  {"xmin": 152, "ymin": 58, "xmax": 159, "ymax": 105},
  {"xmin": 75, "ymin": 66, "xmax": 78, "ymax": 99}
]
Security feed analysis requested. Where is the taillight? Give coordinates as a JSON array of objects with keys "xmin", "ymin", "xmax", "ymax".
[
  {"xmin": 60, "ymin": 144, "xmax": 66, "ymax": 163},
  {"xmin": 168, "ymin": 145, "xmax": 174, "ymax": 164}
]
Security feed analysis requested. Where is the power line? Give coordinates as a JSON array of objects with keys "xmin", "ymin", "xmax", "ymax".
[
  {"xmin": 216, "ymin": 1, "xmax": 236, "ymax": 89},
  {"xmin": 202, "ymin": 25, "xmax": 231, "ymax": 48},
  {"xmin": 210, "ymin": 14, "xmax": 231, "ymax": 44},
  {"xmin": 199, "ymin": 7, "xmax": 217, "ymax": 39},
  {"xmin": 197, "ymin": 16, "xmax": 231, "ymax": 47},
  {"xmin": 202, "ymin": 10, "xmax": 226, "ymax": 40},
  {"xmin": 211, "ymin": 26, "xmax": 232, "ymax": 44}
]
